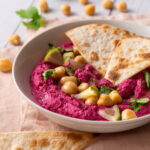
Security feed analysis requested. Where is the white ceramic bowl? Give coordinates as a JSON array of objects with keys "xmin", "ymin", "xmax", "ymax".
[{"xmin": 13, "ymin": 19, "xmax": 150, "ymax": 133}]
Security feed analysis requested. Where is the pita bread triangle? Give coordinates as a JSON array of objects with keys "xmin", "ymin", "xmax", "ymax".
[
  {"xmin": 66, "ymin": 24, "xmax": 134, "ymax": 77},
  {"xmin": 0, "ymin": 131, "xmax": 94, "ymax": 150},
  {"xmin": 105, "ymin": 36, "xmax": 150, "ymax": 85}
]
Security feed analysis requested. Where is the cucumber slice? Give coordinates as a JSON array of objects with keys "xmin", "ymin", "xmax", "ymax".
[
  {"xmin": 98, "ymin": 105, "xmax": 121, "ymax": 121},
  {"xmin": 44, "ymin": 48, "xmax": 63, "ymax": 65}
]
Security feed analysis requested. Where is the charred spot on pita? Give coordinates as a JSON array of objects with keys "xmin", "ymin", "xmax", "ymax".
[
  {"xmin": 81, "ymin": 41, "xmax": 90, "ymax": 47},
  {"xmin": 113, "ymin": 40, "xmax": 120, "ymax": 47},
  {"xmin": 67, "ymin": 133, "xmax": 82, "ymax": 141},
  {"xmin": 108, "ymin": 71, "xmax": 119, "ymax": 81},
  {"xmin": 89, "ymin": 51, "xmax": 99, "ymax": 62},
  {"xmin": 138, "ymin": 53, "xmax": 150, "ymax": 59},
  {"xmin": 29, "ymin": 139, "xmax": 37, "ymax": 147},
  {"xmin": 15, "ymin": 147, "xmax": 23, "ymax": 150},
  {"xmin": 37, "ymin": 137, "xmax": 50, "ymax": 147}
]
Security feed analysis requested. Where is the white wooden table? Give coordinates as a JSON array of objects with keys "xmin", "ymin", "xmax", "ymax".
[{"xmin": 0, "ymin": 0, "xmax": 150, "ymax": 49}]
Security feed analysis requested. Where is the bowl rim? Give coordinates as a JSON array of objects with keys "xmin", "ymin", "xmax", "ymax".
[{"xmin": 12, "ymin": 19, "xmax": 150, "ymax": 125}]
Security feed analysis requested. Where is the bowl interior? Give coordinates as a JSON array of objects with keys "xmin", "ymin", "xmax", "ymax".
[{"xmin": 13, "ymin": 19, "xmax": 150, "ymax": 113}]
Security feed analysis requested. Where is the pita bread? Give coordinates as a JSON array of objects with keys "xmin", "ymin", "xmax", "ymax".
[
  {"xmin": 105, "ymin": 36, "xmax": 150, "ymax": 85},
  {"xmin": 0, "ymin": 131, "xmax": 94, "ymax": 150},
  {"xmin": 66, "ymin": 24, "xmax": 134, "ymax": 77}
]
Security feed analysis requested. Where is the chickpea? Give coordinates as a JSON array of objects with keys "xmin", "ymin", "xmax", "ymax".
[
  {"xmin": 109, "ymin": 90, "xmax": 122, "ymax": 104},
  {"xmin": 61, "ymin": 81, "xmax": 78, "ymax": 94},
  {"xmin": 73, "ymin": 48, "xmax": 80, "ymax": 56},
  {"xmin": 84, "ymin": 4, "xmax": 95, "ymax": 16},
  {"xmin": 63, "ymin": 52, "xmax": 74, "ymax": 59},
  {"xmin": 61, "ymin": 4, "xmax": 71, "ymax": 15},
  {"xmin": 79, "ymin": 0, "xmax": 88, "ymax": 5},
  {"xmin": 74, "ymin": 56, "xmax": 86, "ymax": 64},
  {"xmin": 60, "ymin": 76, "xmax": 77, "ymax": 85},
  {"xmin": 8, "ymin": 34, "xmax": 21, "ymax": 46},
  {"xmin": 97, "ymin": 94, "xmax": 113, "ymax": 107},
  {"xmin": 102, "ymin": 0, "xmax": 114, "ymax": 9},
  {"xmin": 117, "ymin": 1, "xmax": 127, "ymax": 12},
  {"xmin": 85, "ymin": 96, "xmax": 98, "ymax": 105},
  {"xmin": 78, "ymin": 82, "xmax": 89, "ymax": 92},
  {"xmin": 39, "ymin": 0, "xmax": 49, "ymax": 12},
  {"xmin": 0, "ymin": 58, "xmax": 12, "ymax": 72},
  {"xmin": 52, "ymin": 66, "xmax": 65, "ymax": 79},
  {"xmin": 122, "ymin": 109, "xmax": 137, "ymax": 120}
]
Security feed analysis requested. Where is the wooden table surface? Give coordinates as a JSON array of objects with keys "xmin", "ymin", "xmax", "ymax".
[{"xmin": 0, "ymin": 0, "xmax": 150, "ymax": 49}]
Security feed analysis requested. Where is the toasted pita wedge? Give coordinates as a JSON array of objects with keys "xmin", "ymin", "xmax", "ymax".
[
  {"xmin": 105, "ymin": 36, "xmax": 150, "ymax": 85},
  {"xmin": 66, "ymin": 24, "xmax": 134, "ymax": 77},
  {"xmin": 0, "ymin": 131, "xmax": 94, "ymax": 150}
]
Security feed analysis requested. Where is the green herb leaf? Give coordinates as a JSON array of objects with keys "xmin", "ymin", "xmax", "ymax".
[
  {"xmin": 48, "ymin": 43, "xmax": 54, "ymax": 49},
  {"xmin": 59, "ymin": 48, "xmax": 73, "ymax": 54},
  {"xmin": 130, "ymin": 98, "xmax": 149, "ymax": 111},
  {"xmin": 130, "ymin": 98, "xmax": 136, "ymax": 104},
  {"xmin": 77, "ymin": 78, "xmax": 81, "ymax": 85},
  {"xmin": 141, "ymin": 81, "xmax": 145, "ymax": 86},
  {"xmin": 16, "ymin": 7, "xmax": 39, "ymax": 18},
  {"xmin": 42, "ymin": 69, "xmax": 54, "ymax": 80},
  {"xmin": 136, "ymin": 98, "xmax": 149, "ymax": 105},
  {"xmin": 144, "ymin": 71, "xmax": 150, "ymax": 88},
  {"xmin": 90, "ymin": 79, "xmax": 94, "ymax": 83},
  {"xmin": 16, "ymin": 7, "xmax": 44, "ymax": 29},
  {"xmin": 90, "ymin": 86, "xmax": 99, "ymax": 94},
  {"xmin": 134, "ymin": 106, "xmax": 141, "ymax": 111},
  {"xmin": 23, "ymin": 16, "xmax": 43, "ymax": 29},
  {"xmin": 47, "ymin": 44, "xmax": 73, "ymax": 55},
  {"xmin": 130, "ymin": 99, "xmax": 137, "ymax": 111},
  {"xmin": 57, "ymin": 85, "xmax": 61, "ymax": 89},
  {"xmin": 99, "ymin": 85, "xmax": 114, "ymax": 95}
]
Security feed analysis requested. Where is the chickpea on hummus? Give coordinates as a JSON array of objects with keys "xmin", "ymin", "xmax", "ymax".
[{"xmin": 30, "ymin": 41, "xmax": 150, "ymax": 121}]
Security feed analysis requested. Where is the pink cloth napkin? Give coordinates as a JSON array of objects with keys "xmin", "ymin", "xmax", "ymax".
[{"xmin": 1, "ymin": 13, "xmax": 150, "ymax": 149}]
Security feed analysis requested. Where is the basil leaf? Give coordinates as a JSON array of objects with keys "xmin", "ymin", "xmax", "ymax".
[
  {"xmin": 99, "ymin": 85, "xmax": 114, "ymax": 94},
  {"xmin": 16, "ymin": 7, "xmax": 43, "ymax": 29},
  {"xmin": 42, "ymin": 69, "xmax": 54, "ymax": 80},
  {"xmin": 144, "ymin": 71, "xmax": 150, "ymax": 88}
]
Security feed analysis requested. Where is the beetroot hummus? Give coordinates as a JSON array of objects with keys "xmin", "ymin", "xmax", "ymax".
[{"xmin": 30, "ymin": 42, "xmax": 150, "ymax": 121}]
